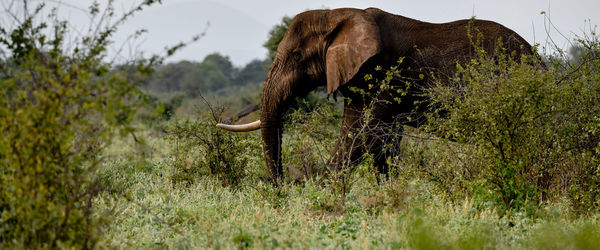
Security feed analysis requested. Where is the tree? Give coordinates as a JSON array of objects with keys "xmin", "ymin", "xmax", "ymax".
[
  {"xmin": 263, "ymin": 16, "xmax": 293, "ymax": 61},
  {"xmin": 234, "ymin": 58, "xmax": 271, "ymax": 86},
  {"xmin": 203, "ymin": 52, "xmax": 236, "ymax": 81},
  {"xmin": 144, "ymin": 61, "xmax": 197, "ymax": 92},
  {"xmin": 198, "ymin": 61, "xmax": 230, "ymax": 90},
  {"xmin": 569, "ymin": 42, "xmax": 599, "ymax": 65}
]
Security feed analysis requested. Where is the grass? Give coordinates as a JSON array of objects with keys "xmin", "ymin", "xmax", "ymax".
[{"xmin": 95, "ymin": 131, "xmax": 600, "ymax": 249}]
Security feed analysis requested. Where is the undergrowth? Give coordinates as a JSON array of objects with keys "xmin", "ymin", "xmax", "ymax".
[
  {"xmin": 2, "ymin": 2, "xmax": 599, "ymax": 248},
  {"xmin": 427, "ymin": 37, "xmax": 600, "ymax": 212}
]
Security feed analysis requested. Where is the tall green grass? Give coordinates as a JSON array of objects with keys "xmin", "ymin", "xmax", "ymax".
[{"xmin": 96, "ymin": 146, "xmax": 600, "ymax": 249}]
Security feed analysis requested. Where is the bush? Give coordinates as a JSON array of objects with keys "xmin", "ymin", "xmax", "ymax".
[
  {"xmin": 138, "ymin": 94, "xmax": 185, "ymax": 126},
  {"xmin": 0, "ymin": 1, "xmax": 184, "ymax": 247},
  {"xmin": 427, "ymin": 37, "xmax": 600, "ymax": 211},
  {"xmin": 168, "ymin": 108, "xmax": 261, "ymax": 188},
  {"xmin": 283, "ymin": 99, "xmax": 341, "ymax": 181}
]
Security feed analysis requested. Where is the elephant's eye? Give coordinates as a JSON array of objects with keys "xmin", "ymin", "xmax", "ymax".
[{"xmin": 292, "ymin": 50, "xmax": 301, "ymax": 61}]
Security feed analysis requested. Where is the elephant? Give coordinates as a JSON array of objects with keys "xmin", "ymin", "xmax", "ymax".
[{"xmin": 217, "ymin": 7, "xmax": 534, "ymax": 183}]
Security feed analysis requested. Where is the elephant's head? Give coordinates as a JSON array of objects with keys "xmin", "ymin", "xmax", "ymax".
[{"xmin": 217, "ymin": 8, "xmax": 382, "ymax": 182}]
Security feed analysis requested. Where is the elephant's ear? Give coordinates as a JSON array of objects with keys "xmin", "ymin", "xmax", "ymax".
[{"xmin": 326, "ymin": 10, "xmax": 382, "ymax": 95}]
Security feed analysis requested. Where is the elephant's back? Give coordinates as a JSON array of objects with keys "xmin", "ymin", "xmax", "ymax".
[
  {"xmin": 410, "ymin": 19, "xmax": 532, "ymax": 75},
  {"xmin": 445, "ymin": 19, "xmax": 531, "ymax": 55}
]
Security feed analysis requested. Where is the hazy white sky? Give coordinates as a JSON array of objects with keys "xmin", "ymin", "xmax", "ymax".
[{"xmin": 38, "ymin": 0, "xmax": 600, "ymax": 65}]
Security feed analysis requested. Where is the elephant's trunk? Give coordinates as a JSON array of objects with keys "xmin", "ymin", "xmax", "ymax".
[
  {"xmin": 260, "ymin": 119, "xmax": 283, "ymax": 183},
  {"xmin": 260, "ymin": 65, "xmax": 293, "ymax": 184}
]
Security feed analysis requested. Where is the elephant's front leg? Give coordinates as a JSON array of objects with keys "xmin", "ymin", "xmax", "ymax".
[
  {"xmin": 330, "ymin": 99, "xmax": 367, "ymax": 172},
  {"xmin": 330, "ymin": 97, "xmax": 401, "ymax": 177}
]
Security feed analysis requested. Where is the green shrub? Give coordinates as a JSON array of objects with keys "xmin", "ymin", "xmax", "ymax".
[
  {"xmin": 0, "ymin": 1, "xmax": 183, "ymax": 247},
  {"xmin": 168, "ymin": 109, "xmax": 261, "ymax": 188},
  {"xmin": 138, "ymin": 94, "xmax": 185, "ymax": 126},
  {"xmin": 427, "ymin": 38, "xmax": 600, "ymax": 211},
  {"xmin": 283, "ymin": 101, "xmax": 341, "ymax": 181}
]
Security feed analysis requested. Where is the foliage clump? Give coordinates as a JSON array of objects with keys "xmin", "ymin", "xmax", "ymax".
[
  {"xmin": 263, "ymin": 16, "xmax": 293, "ymax": 61},
  {"xmin": 168, "ymin": 109, "xmax": 260, "ymax": 188},
  {"xmin": 427, "ymin": 37, "xmax": 600, "ymax": 211},
  {"xmin": 0, "ymin": 1, "xmax": 179, "ymax": 248},
  {"xmin": 283, "ymin": 100, "xmax": 341, "ymax": 181}
]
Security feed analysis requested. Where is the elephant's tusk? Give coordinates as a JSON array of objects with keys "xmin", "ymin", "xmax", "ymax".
[{"xmin": 216, "ymin": 120, "xmax": 261, "ymax": 132}]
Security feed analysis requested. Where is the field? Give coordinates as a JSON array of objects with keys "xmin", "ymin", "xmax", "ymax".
[{"xmin": 95, "ymin": 129, "xmax": 600, "ymax": 249}]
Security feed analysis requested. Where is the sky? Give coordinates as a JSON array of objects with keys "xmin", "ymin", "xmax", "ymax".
[{"xmin": 32, "ymin": 0, "xmax": 600, "ymax": 66}]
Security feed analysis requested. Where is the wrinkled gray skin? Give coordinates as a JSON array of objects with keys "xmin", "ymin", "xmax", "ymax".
[{"xmin": 227, "ymin": 8, "xmax": 533, "ymax": 183}]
